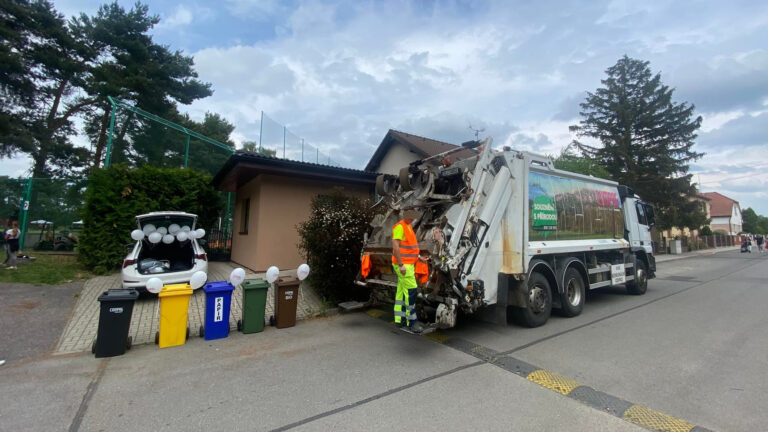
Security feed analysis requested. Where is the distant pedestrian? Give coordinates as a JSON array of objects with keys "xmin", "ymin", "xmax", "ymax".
[
  {"xmin": 4, "ymin": 221, "xmax": 20, "ymax": 269},
  {"xmin": 757, "ymin": 234, "xmax": 764, "ymax": 253}
]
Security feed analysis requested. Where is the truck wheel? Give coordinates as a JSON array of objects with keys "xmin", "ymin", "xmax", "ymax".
[
  {"xmin": 512, "ymin": 271, "xmax": 552, "ymax": 328},
  {"xmin": 627, "ymin": 260, "xmax": 648, "ymax": 295},
  {"xmin": 559, "ymin": 267, "xmax": 585, "ymax": 317}
]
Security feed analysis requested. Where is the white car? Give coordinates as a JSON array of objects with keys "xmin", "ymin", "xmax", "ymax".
[{"xmin": 121, "ymin": 211, "xmax": 208, "ymax": 292}]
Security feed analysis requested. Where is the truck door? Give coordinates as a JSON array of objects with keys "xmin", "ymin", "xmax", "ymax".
[{"xmin": 634, "ymin": 201, "xmax": 653, "ymax": 254}]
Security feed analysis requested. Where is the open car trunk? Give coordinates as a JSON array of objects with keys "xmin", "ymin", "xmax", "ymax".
[
  {"xmin": 134, "ymin": 212, "xmax": 198, "ymax": 275},
  {"xmin": 137, "ymin": 242, "xmax": 195, "ymax": 274}
]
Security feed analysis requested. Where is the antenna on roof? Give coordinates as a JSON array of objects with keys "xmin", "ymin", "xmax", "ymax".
[{"xmin": 468, "ymin": 123, "xmax": 484, "ymax": 140}]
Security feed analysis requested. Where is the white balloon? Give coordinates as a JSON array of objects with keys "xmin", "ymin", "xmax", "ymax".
[
  {"xmin": 131, "ymin": 229, "xmax": 144, "ymax": 241},
  {"xmin": 187, "ymin": 230, "xmax": 198, "ymax": 240},
  {"xmin": 181, "ymin": 225, "xmax": 191, "ymax": 233},
  {"xmin": 297, "ymin": 263, "xmax": 310, "ymax": 281},
  {"xmin": 195, "ymin": 228, "xmax": 206, "ymax": 239},
  {"xmin": 142, "ymin": 224, "xmax": 156, "ymax": 235},
  {"xmin": 146, "ymin": 277, "xmax": 163, "ymax": 294},
  {"xmin": 190, "ymin": 271, "xmax": 207, "ymax": 290},
  {"xmin": 266, "ymin": 266, "xmax": 280, "ymax": 283},
  {"xmin": 148, "ymin": 232, "xmax": 162, "ymax": 244},
  {"xmin": 157, "ymin": 226, "xmax": 168, "ymax": 235},
  {"xmin": 162, "ymin": 234, "xmax": 175, "ymax": 244},
  {"xmin": 168, "ymin": 224, "xmax": 180, "ymax": 234},
  {"xmin": 176, "ymin": 231, "xmax": 188, "ymax": 242},
  {"xmin": 230, "ymin": 268, "xmax": 246, "ymax": 286}
]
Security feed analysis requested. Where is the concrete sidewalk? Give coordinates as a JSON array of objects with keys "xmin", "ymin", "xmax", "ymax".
[{"xmin": 654, "ymin": 245, "xmax": 740, "ymax": 263}]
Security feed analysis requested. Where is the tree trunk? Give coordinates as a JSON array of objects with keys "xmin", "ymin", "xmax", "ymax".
[{"xmin": 92, "ymin": 110, "xmax": 110, "ymax": 169}]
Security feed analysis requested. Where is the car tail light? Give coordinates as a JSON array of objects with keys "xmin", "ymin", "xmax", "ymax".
[
  {"xmin": 123, "ymin": 259, "xmax": 135, "ymax": 269},
  {"xmin": 196, "ymin": 253, "xmax": 207, "ymax": 261}
]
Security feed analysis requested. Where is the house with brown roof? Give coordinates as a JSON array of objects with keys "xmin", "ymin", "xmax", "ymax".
[
  {"xmin": 212, "ymin": 152, "xmax": 377, "ymax": 271},
  {"xmin": 701, "ymin": 192, "xmax": 743, "ymax": 235},
  {"xmin": 212, "ymin": 129, "xmax": 473, "ymax": 272},
  {"xmin": 365, "ymin": 129, "xmax": 476, "ymax": 174}
]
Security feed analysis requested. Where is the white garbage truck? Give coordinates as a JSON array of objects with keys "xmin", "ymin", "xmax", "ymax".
[{"xmin": 356, "ymin": 138, "xmax": 656, "ymax": 328}]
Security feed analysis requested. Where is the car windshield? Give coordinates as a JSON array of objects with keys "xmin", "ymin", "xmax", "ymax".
[{"xmin": 137, "ymin": 214, "xmax": 196, "ymax": 231}]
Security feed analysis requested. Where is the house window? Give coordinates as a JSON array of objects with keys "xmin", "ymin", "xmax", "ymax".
[{"xmin": 240, "ymin": 198, "xmax": 250, "ymax": 234}]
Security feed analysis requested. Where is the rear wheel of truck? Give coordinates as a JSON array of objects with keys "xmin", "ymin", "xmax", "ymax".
[
  {"xmin": 626, "ymin": 259, "xmax": 648, "ymax": 295},
  {"xmin": 512, "ymin": 271, "xmax": 552, "ymax": 328},
  {"xmin": 558, "ymin": 267, "xmax": 585, "ymax": 317}
]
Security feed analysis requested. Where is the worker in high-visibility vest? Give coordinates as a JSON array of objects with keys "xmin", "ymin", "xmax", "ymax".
[{"xmin": 392, "ymin": 209, "xmax": 425, "ymax": 333}]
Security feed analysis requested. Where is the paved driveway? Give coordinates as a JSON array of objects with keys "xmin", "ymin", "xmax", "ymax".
[
  {"xmin": 55, "ymin": 262, "xmax": 324, "ymax": 354},
  {"xmin": 0, "ymin": 282, "xmax": 81, "ymax": 364}
]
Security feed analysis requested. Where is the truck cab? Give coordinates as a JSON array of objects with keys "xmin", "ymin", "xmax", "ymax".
[{"xmin": 619, "ymin": 185, "xmax": 656, "ymax": 277}]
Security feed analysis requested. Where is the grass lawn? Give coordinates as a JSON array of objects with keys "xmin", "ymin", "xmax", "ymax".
[{"xmin": 0, "ymin": 252, "xmax": 92, "ymax": 285}]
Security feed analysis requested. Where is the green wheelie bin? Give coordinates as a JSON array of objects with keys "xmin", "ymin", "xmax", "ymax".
[{"xmin": 238, "ymin": 279, "xmax": 269, "ymax": 333}]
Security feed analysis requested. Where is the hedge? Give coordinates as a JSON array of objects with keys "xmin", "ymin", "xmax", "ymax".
[{"xmin": 78, "ymin": 165, "xmax": 223, "ymax": 273}]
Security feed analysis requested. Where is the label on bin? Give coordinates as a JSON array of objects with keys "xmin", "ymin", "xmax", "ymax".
[
  {"xmin": 215, "ymin": 297, "xmax": 224, "ymax": 322},
  {"xmin": 109, "ymin": 307, "xmax": 124, "ymax": 313},
  {"xmin": 285, "ymin": 290, "xmax": 294, "ymax": 300}
]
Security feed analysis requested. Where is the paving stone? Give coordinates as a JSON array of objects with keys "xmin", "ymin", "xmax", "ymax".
[{"xmin": 54, "ymin": 262, "xmax": 326, "ymax": 354}]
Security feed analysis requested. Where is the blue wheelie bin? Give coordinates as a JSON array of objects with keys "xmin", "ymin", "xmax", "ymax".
[{"xmin": 199, "ymin": 281, "xmax": 235, "ymax": 340}]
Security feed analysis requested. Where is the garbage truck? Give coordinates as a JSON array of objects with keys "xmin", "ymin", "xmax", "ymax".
[{"xmin": 355, "ymin": 138, "xmax": 656, "ymax": 328}]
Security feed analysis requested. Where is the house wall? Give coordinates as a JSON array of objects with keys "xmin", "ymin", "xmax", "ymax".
[
  {"xmin": 731, "ymin": 205, "xmax": 743, "ymax": 233},
  {"xmin": 231, "ymin": 174, "xmax": 371, "ymax": 271},
  {"xmin": 377, "ymin": 143, "xmax": 421, "ymax": 174}
]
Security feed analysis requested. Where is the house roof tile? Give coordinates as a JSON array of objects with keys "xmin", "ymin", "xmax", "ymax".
[{"xmin": 701, "ymin": 192, "xmax": 740, "ymax": 217}]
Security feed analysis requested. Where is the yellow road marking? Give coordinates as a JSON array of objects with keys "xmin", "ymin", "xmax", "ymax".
[
  {"xmin": 423, "ymin": 331, "xmax": 451, "ymax": 344},
  {"xmin": 366, "ymin": 309, "xmax": 385, "ymax": 318},
  {"xmin": 526, "ymin": 369, "xmax": 582, "ymax": 395},
  {"xmin": 623, "ymin": 405, "xmax": 695, "ymax": 432}
]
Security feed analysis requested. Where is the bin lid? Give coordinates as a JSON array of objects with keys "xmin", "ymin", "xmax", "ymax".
[
  {"xmin": 276, "ymin": 276, "xmax": 300, "ymax": 287},
  {"xmin": 98, "ymin": 289, "xmax": 139, "ymax": 302},
  {"xmin": 204, "ymin": 280, "xmax": 235, "ymax": 294},
  {"xmin": 158, "ymin": 283, "xmax": 193, "ymax": 298},
  {"xmin": 242, "ymin": 278, "xmax": 270, "ymax": 290}
]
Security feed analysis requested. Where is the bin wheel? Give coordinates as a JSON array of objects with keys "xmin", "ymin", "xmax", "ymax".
[
  {"xmin": 269, "ymin": 315, "xmax": 275, "ymax": 326},
  {"xmin": 186, "ymin": 327, "xmax": 190, "ymax": 341},
  {"xmin": 154, "ymin": 331, "xmax": 159, "ymax": 345},
  {"xmin": 199, "ymin": 325, "xmax": 204, "ymax": 338},
  {"xmin": 237, "ymin": 319, "xmax": 242, "ymax": 332},
  {"xmin": 91, "ymin": 340, "xmax": 96, "ymax": 354},
  {"xmin": 126, "ymin": 336, "xmax": 132, "ymax": 350}
]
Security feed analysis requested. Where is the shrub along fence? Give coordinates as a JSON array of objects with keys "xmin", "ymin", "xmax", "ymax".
[{"xmin": 78, "ymin": 165, "xmax": 223, "ymax": 273}]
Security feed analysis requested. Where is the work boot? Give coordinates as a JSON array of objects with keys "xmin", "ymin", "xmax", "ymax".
[
  {"xmin": 409, "ymin": 321, "xmax": 425, "ymax": 334},
  {"xmin": 395, "ymin": 321, "xmax": 405, "ymax": 328}
]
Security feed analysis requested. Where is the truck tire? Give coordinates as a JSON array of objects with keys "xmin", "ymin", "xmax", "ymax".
[
  {"xmin": 626, "ymin": 259, "xmax": 648, "ymax": 295},
  {"xmin": 511, "ymin": 271, "xmax": 552, "ymax": 328},
  {"xmin": 558, "ymin": 267, "xmax": 585, "ymax": 317}
]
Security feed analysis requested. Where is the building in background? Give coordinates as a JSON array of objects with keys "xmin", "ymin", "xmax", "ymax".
[
  {"xmin": 365, "ymin": 129, "xmax": 476, "ymax": 174},
  {"xmin": 702, "ymin": 192, "xmax": 743, "ymax": 235}
]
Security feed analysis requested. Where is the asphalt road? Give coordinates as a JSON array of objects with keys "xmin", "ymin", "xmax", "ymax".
[{"xmin": 0, "ymin": 250, "xmax": 765, "ymax": 431}]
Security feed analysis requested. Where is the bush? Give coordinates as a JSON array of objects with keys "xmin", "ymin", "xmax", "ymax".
[
  {"xmin": 700, "ymin": 225, "xmax": 713, "ymax": 236},
  {"xmin": 78, "ymin": 165, "xmax": 223, "ymax": 273},
  {"xmin": 297, "ymin": 190, "xmax": 375, "ymax": 302}
]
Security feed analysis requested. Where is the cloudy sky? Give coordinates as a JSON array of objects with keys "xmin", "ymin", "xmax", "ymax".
[{"xmin": 6, "ymin": 0, "xmax": 768, "ymax": 214}]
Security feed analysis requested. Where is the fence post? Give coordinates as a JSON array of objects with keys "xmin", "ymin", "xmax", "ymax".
[
  {"xmin": 301, "ymin": 139, "xmax": 304, "ymax": 162},
  {"xmin": 19, "ymin": 178, "xmax": 33, "ymax": 250},
  {"xmin": 184, "ymin": 134, "xmax": 191, "ymax": 168},
  {"xmin": 283, "ymin": 126, "xmax": 286, "ymax": 158},
  {"xmin": 259, "ymin": 111, "xmax": 264, "ymax": 153},
  {"xmin": 104, "ymin": 99, "xmax": 117, "ymax": 168}
]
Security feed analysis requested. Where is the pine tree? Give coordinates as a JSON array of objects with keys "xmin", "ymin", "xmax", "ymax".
[{"xmin": 570, "ymin": 56, "xmax": 706, "ymax": 230}]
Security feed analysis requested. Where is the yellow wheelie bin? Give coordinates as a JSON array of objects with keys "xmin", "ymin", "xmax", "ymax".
[{"xmin": 156, "ymin": 283, "xmax": 193, "ymax": 348}]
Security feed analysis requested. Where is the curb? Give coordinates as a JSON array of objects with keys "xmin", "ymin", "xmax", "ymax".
[{"xmin": 655, "ymin": 246, "xmax": 739, "ymax": 264}]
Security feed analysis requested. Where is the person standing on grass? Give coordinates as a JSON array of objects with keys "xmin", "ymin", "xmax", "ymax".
[{"xmin": 5, "ymin": 221, "xmax": 20, "ymax": 270}]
